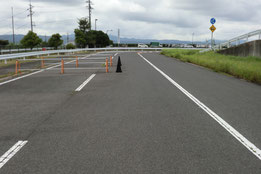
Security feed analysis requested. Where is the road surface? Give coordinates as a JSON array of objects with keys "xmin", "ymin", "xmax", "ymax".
[{"xmin": 0, "ymin": 52, "xmax": 260, "ymax": 173}]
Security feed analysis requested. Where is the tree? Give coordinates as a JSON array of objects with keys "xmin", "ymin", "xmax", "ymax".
[
  {"xmin": 74, "ymin": 29, "xmax": 87, "ymax": 48},
  {"xmin": 95, "ymin": 31, "xmax": 110, "ymax": 47},
  {"xmin": 20, "ymin": 31, "xmax": 42, "ymax": 50},
  {"xmin": 86, "ymin": 30, "xmax": 111, "ymax": 48},
  {"xmin": 78, "ymin": 18, "xmax": 90, "ymax": 33},
  {"xmin": 40, "ymin": 41, "xmax": 49, "ymax": 47},
  {"xmin": 66, "ymin": 43, "xmax": 76, "ymax": 49},
  {"xmin": 86, "ymin": 30, "xmax": 97, "ymax": 48},
  {"xmin": 74, "ymin": 18, "xmax": 111, "ymax": 48},
  {"xmin": 0, "ymin": 40, "xmax": 9, "ymax": 47},
  {"xmin": 75, "ymin": 18, "xmax": 90, "ymax": 48},
  {"xmin": 48, "ymin": 33, "xmax": 63, "ymax": 49}
]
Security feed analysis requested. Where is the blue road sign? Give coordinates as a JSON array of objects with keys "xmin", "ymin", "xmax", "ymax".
[{"xmin": 210, "ymin": 18, "xmax": 216, "ymax": 24}]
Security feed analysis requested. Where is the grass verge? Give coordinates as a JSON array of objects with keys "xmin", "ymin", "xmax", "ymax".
[{"xmin": 161, "ymin": 49, "xmax": 261, "ymax": 84}]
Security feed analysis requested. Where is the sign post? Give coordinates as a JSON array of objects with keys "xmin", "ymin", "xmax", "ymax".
[{"xmin": 210, "ymin": 18, "xmax": 216, "ymax": 49}]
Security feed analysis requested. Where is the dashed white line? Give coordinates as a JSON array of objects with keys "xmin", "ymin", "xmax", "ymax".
[
  {"xmin": 75, "ymin": 74, "xmax": 96, "ymax": 92},
  {"xmin": 0, "ymin": 141, "xmax": 28, "ymax": 169},
  {"xmin": 138, "ymin": 53, "xmax": 261, "ymax": 160}
]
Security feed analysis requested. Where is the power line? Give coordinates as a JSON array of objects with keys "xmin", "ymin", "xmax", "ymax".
[
  {"xmin": 0, "ymin": 30, "xmax": 12, "ymax": 36},
  {"xmin": 35, "ymin": 9, "xmax": 77, "ymax": 14},
  {"xmin": 16, "ymin": 23, "xmax": 30, "ymax": 30},
  {"xmin": 13, "ymin": 9, "xmax": 28, "ymax": 17},
  {"xmin": 0, "ymin": 9, "xmax": 27, "ymax": 23},
  {"xmin": 0, "ymin": 23, "xmax": 11, "ymax": 28},
  {"xmin": 37, "ymin": 18, "xmax": 77, "ymax": 24}
]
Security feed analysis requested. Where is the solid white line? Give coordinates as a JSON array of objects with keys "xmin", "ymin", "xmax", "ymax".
[
  {"xmin": 0, "ymin": 70, "xmax": 44, "ymax": 86},
  {"xmin": 138, "ymin": 53, "xmax": 261, "ymax": 160},
  {"xmin": 49, "ymin": 68, "xmax": 105, "ymax": 70},
  {"xmin": 0, "ymin": 141, "xmax": 28, "ymax": 169},
  {"xmin": 68, "ymin": 62, "xmax": 105, "ymax": 64},
  {"xmin": 75, "ymin": 74, "xmax": 96, "ymax": 92},
  {"xmin": 84, "ymin": 57, "xmax": 107, "ymax": 59},
  {"xmin": 112, "ymin": 53, "xmax": 118, "ymax": 60}
]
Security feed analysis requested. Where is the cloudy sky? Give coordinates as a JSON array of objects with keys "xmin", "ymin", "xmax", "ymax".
[{"xmin": 0, "ymin": 0, "xmax": 260, "ymax": 41}]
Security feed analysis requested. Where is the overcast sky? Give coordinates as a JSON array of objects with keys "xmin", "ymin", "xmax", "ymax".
[{"xmin": 0, "ymin": 0, "xmax": 260, "ymax": 41}]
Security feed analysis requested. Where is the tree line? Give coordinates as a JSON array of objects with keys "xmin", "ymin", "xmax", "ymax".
[{"xmin": 0, "ymin": 18, "xmax": 112, "ymax": 50}]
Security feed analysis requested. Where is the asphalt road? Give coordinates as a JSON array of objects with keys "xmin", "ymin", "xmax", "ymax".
[{"xmin": 0, "ymin": 52, "xmax": 260, "ymax": 173}]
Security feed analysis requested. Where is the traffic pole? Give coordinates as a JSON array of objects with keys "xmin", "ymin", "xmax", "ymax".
[
  {"xmin": 18, "ymin": 61, "xmax": 21, "ymax": 74},
  {"xmin": 110, "ymin": 56, "xmax": 112, "ymax": 67},
  {"xmin": 106, "ymin": 58, "xmax": 109, "ymax": 73},
  {"xmin": 76, "ymin": 56, "xmax": 79, "ymax": 68},
  {"xmin": 15, "ymin": 60, "xmax": 18, "ymax": 75},
  {"xmin": 211, "ymin": 31, "xmax": 214, "ymax": 50},
  {"xmin": 61, "ymin": 59, "xmax": 64, "ymax": 74},
  {"xmin": 41, "ymin": 57, "xmax": 45, "ymax": 68}
]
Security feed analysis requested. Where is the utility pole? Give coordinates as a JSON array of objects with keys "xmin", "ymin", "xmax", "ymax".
[
  {"xmin": 211, "ymin": 31, "xmax": 214, "ymax": 49},
  {"xmin": 95, "ymin": 19, "xmax": 98, "ymax": 31},
  {"xmin": 11, "ymin": 7, "xmax": 15, "ymax": 44},
  {"xmin": 67, "ymin": 33, "xmax": 69, "ymax": 44},
  {"xmin": 192, "ymin": 32, "xmax": 194, "ymax": 45},
  {"xmin": 117, "ymin": 29, "xmax": 120, "ymax": 47},
  {"xmin": 28, "ymin": 0, "xmax": 34, "ymax": 32},
  {"xmin": 86, "ymin": 0, "xmax": 93, "ymax": 30}
]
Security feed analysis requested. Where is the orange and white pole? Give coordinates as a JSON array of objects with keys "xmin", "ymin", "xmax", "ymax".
[
  {"xmin": 106, "ymin": 58, "xmax": 109, "ymax": 73},
  {"xmin": 15, "ymin": 60, "xmax": 18, "ymax": 75},
  {"xmin": 76, "ymin": 56, "xmax": 79, "ymax": 68},
  {"xmin": 110, "ymin": 56, "xmax": 112, "ymax": 67},
  {"xmin": 18, "ymin": 61, "xmax": 21, "ymax": 74},
  {"xmin": 61, "ymin": 59, "xmax": 64, "ymax": 74},
  {"xmin": 41, "ymin": 57, "xmax": 45, "ymax": 68}
]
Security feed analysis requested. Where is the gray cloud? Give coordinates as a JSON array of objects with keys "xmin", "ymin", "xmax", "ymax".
[{"xmin": 0, "ymin": 0, "xmax": 260, "ymax": 41}]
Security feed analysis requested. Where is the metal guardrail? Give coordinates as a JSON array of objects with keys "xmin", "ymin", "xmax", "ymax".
[
  {"xmin": 200, "ymin": 29, "xmax": 261, "ymax": 53},
  {"xmin": 0, "ymin": 47, "xmax": 54, "ymax": 54},
  {"xmin": 0, "ymin": 47, "xmax": 204, "ymax": 64},
  {"xmin": 0, "ymin": 47, "xmax": 163, "ymax": 63}
]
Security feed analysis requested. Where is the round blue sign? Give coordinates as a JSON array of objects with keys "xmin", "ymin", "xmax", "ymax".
[{"xmin": 210, "ymin": 18, "xmax": 216, "ymax": 24}]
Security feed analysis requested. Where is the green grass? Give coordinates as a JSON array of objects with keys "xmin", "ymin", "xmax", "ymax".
[{"xmin": 161, "ymin": 49, "xmax": 261, "ymax": 84}]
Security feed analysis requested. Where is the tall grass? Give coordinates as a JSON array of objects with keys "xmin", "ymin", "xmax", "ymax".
[{"xmin": 161, "ymin": 49, "xmax": 261, "ymax": 84}]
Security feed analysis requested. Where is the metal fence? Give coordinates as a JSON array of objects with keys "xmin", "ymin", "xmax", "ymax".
[
  {"xmin": 0, "ymin": 47, "xmax": 54, "ymax": 54},
  {"xmin": 0, "ymin": 47, "xmax": 164, "ymax": 63},
  {"xmin": 201, "ymin": 29, "xmax": 261, "ymax": 53}
]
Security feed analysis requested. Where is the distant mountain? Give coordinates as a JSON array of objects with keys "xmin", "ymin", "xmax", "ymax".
[
  {"xmin": 108, "ymin": 35, "xmax": 192, "ymax": 44},
  {"xmin": 0, "ymin": 34, "xmax": 75, "ymax": 44},
  {"xmin": 108, "ymin": 35, "xmax": 226, "ymax": 45},
  {"xmin": 0, "ymin": 34, "xmax": 226, "ymax": 45}
]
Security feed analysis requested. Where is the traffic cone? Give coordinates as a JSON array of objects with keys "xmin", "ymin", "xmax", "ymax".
[{"xmin": 116, "ymin": 56, "xmax": 122, "ymax": 73}]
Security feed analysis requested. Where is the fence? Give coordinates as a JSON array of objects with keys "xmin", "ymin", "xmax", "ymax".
[
  {"xmin": 13, "ymin": 53, "xmax": 115, "ymax": 76},
  {"xmin": 0, "ymin": 47, "xmax": 54, "ymax": 54},
  {"xmin": 201, "ymin": 29, "xmax": 261, "ymax": 53},
  {"xmin": 0, "ymin": 47, "xmax": 165, "ymax": 64}
]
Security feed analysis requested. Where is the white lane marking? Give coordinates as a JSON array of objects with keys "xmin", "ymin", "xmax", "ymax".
[
  {"xmin": 84, "ymin": 57, "xmax": 108, "ymax": 59},
  {"xmin": 138, "ymin": 53, "xmax": 261, "ymax": 160},
  {"xmin": 0, "ymin": 70, "xmax": 44, "ymax": 86},
  {"xmin": 0, "ymin": 141, "xmax": 28, "ymax": 169},
  {"xmin": 75, "ymin": 74, "xmax": 96, "ymax": 92},
  {"xmin": 113, "ymin": 53, "xmax": 118, "ymax": 59},
  {"xmin": 0, "ymin": 55, "xmax": 92, "ymax": 87},
  {"xmin": 50, "ymin": 68, "xmax": 105, "ymax": 70}
]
